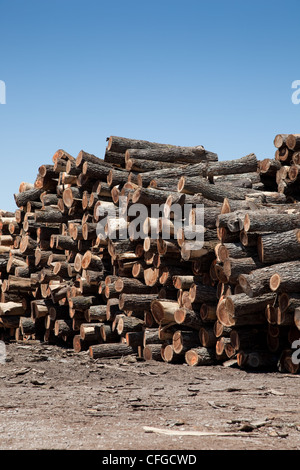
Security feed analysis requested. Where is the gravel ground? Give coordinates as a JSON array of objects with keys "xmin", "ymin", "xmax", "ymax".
[{"xmin": 0, "ymin": 341, "xmax": 300, "ymax": 451}]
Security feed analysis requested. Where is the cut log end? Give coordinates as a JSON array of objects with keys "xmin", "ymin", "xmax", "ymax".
[{"xmin": 269, "ymin": 273, "xmax": 281, "ymax": 292}]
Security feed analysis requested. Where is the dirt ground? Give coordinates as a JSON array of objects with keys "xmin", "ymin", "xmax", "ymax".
[{"xmin": 1, "ymin": 341, "xmax": 300, "ymax": 451}]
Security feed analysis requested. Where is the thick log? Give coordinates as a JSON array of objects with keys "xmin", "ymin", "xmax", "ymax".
[
  {"xmin": 223, "ymin": 292, "xmax": 276, "ymax": 326},
  {"xmin": 238, "ymin": 264, "xmax": 281, "ymax": 297},
  {"xmin": 76, "ymin": 150, "xmax": 109, "ymax": 168},
  {"xmin": 107, "ymin": 135, "xmax": 208, "ymax": 155},
  {"xmin": 174, "ymin": 308, "xmax": 203, "ymax": 330},
  {"xmin": 81, "ymin": 251, "xmax": 104, "ymax": 271},
  {"xmin": 230, "ymin": 328, "xmax": 266, "ymax": 351},
  {"xmin": 126, "ymin": 146, "xmax": 217, "ymax": 164},
  {"xmin": 14, "ymin": 188, "xmax": 42, "ymax": 208},
  {"xmin": 19, "ymin": 235, "xmax": 37, "ymax": 255},
  {"xmin": 185, "ymin": 347, "xmax": 218, "ymax": 366},
  {"xmin": 178, "ymin": 176, "xmax": 263, "ymax": 202},
  {"xmin": 114, "ymin": 277, "xmax": 155, "ymax": 295},
  {"xmin": 54, "ymin": 319, "xmax": 73, "ymax": 338},
  {"xmin": 69, "ymin": 296, "xmax": 98, "ymax": 312},
  {"xmin": 206, "ymin": 153, "xmax": 258, "ymax": 177},
  {"xmin": 269, "ymin": 260, "xmax": 300, "ymax": 292},
  {"xmin": 19, "ymin": 317, "xmax": 36, "ymax": 335},
  {"xmin": 189, "ymin": 283, "xmax": 217, "ymax": 304},
  {"xmin": 244, "ymin": 212, "xmax": 300, "ymax": 233},
  {"xmin": 199, "ymin": 327, "xmax": 217, "ymax": 348},
  {"xmin": 116, "ymin": 316, "xmax": 145, "ymax": 335},
  {"xmin": 200, "ymin": 303, "xmax": 217, "ymax": 322},
  {"xmin": 223, "ymin": 256, "xmax": 263, "ymax": 284},
  {"xmin": 274, "ymin": 134, "xmax": 289, "ymax": 148},
  {"xmin": 258, "ymin": 229, "xmax": 300, "ymax": 264},
  {"xmin": 35, "ymin": 210, "xmax": 68, "ymax": 224},
  {"xmin": 136, "ymin": 163, "xmax": 209, "ymax": 187},
  {"xmin": 82, "ymin": 161, "xmax": 111, "ymax": 181},
  {"xmin": 80, "ymin": 323, "xmax": 102, "ymax": 341},
  {"xmin": 237, "ymin": 350, "xmax": 278, "ymax": 370},
  {"xmin": 126, "ymin": 157, "xmax": 183, "ymax": 173},
  {"xmin": 172, "ymin": 330, "xmax": 200, "ymax": 354},
  {"xmin": 143, "ymin": 343, "xmax": 164, "ymax": 361},
  {"xmin": 119, "ymin": 293, "xmax": 158, "ymax": 312},
  {"xmin": 216, "ymin": 242, "xmax": 256, "ymax": 263},
  {"xmin": 151, "ymin": 300, "xmax": 180, "ymax": 325},
  {"xmin": 85, "ymin": 305, "xmax": 107, "ymax": 323},
  {"xmin": 73, "ymin": 335, "xmax": 91, "ymax": 353},
  {"xmin": 4, "ymin": 275, "xmax": 39, "ymax": 293}
]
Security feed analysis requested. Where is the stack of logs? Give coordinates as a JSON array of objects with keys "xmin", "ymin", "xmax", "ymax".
[{"xmin": 1, "ymin": 133, "xmax": 300, "ymax": 373}]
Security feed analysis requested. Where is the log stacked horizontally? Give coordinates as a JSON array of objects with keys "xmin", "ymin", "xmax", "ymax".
[{"xmin": 1, "ymin": 134, "xmax": 300, "ymax": 374}]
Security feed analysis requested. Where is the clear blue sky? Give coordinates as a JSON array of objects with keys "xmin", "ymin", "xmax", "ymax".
[{"xmin": 0, "ymin": 0, "xmax": 300, "ymax": 211}]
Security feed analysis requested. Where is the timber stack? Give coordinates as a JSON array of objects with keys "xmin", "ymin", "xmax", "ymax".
[{"xmin": 0, "ymin": 133, "xmax": 300, "ymax": 374}]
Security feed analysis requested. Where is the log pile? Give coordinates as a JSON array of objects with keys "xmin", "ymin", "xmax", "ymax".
[{"xmin": 0, "ymin": 134, "xmax": 300, "ymax": 374}]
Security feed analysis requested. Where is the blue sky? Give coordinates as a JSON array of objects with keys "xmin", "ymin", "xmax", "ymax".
[{"xmin": 0, "ymin": 0, "xmax": 300, "ymax": 211}]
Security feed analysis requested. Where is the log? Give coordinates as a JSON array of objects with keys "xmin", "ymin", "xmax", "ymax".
[
  {"xmin": 269, "ymin": 261, "xmax": 300, "ymax": 292},
  {"xmin": 174, "ymin": 308, "xmax": 203, "ymax": 330},
  {"xmin": 100, "ymin": 324, "xmax": 120, "ymax": 343},
  {"xmin": 163, "ymin": 344, "xmax": 185, "ymax": 363},
  {"xmin": 151, "ymin": 300, "xmax": 179, "ymax": 325},
  {"xmin": 69, "ymin": 296, "xmax": 98, "ymax": 312},
  {"xmin": 244, "ymin": 212, "xmax": 300, "ymax": 233},
  {"xmin": 188, "ymin": 283, "xmax": 217, "ymax": 304},
  {"xmin": 257, "ymin": 229, "xmax": 300, "ymax": 264},
  {"xmin": 172, "ymin": 330, "xmax": 200, "ymax": 354},
  {"xmin": 239, "ymin": 258, "xmax": 300, "ymax": 296},
  {"xmin": 119, "ymin": 293, "xmax": 158, "ymax": 312},
  {"xmin": 125, "ymin": 147, "xmax": 217, "ymax": 164},
  {"xmin": 206, "ymin": 153, "xmax": 258, "ymax": 177},
  {"xmin": 0, "ymin": 302, "xmax": 26, "ymax": 316},
  {"xmin": 114, "ymin": 277, "xmax": 155, "ymax": 295},
  {"xmin": 14, "ymin": 188, "xmax": 42, "ymax": 208},
  {"xmin": 19, "ymin": 317, "xmax": 36, "ymax": 335},
  {"xmin": 178, "ymin": 176, "xmax": 263, "ymax": 202},
  {"xmin": 199, "ymin": 327, "xmax": 217, "ymax": 348},
  {"xmin": 80, "ymin": 323, "xmax": 102, "ymax": 341},
  {"xmin": 116, "ymin": 316, "xmax": 144, "ymax": 335},
  {"xmin": 125, "ymin": 331, "xmax": 144, "ymax": 349},
  {"xmin": 225, "ymin": 292, "xmax": 276, "ymax": 319},
  {"xmin": 185, "ymin": 347, "xmax": 218, "ymax": 366},
  {"xmin": 106, "ymin": 135, "xmax": 208, "ymax": 155},
  {"xmin": 82, "ymin": 161, "xmax": 112, "ymax": 181},
  {"xmin": 89, "ymin": 343, "xmax": 135, "ymax": 359},
  {"xmin": 230, "ymin": 328, "xmax": 266, "ymax": 351},
  {"xmin": 143, "ymin": 343, "xmax": 164, "ymax": 361},
  {"xmin": 215, "ymin": 242, "xmax": 256, "ymax": 263},
  {"xmin": 85, "ymin": 305, "xmax": 107, "ymax": 323}
]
